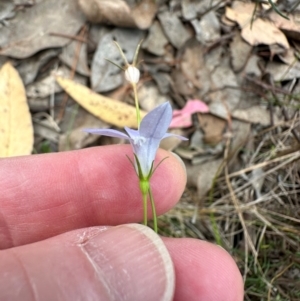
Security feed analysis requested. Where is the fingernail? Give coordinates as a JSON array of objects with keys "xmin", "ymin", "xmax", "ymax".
[
  {"xmin": 171, "ymin": 152, "xmax": 186, "ymax": 176},
  {"xmin": 81, "ymin": 224, "xmax": 175, "ymax": 301}
]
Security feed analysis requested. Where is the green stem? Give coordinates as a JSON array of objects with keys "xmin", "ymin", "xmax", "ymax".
[
  {"xmin": 148, "ymin": 187, "xmax": 157, "ymax": 233},
  {"xmin": 143, "ymin": 193, "xmax": 147, "ymax": 227},
  {"xmin": 132, "ymin": 83, "xmax": 141, "ymax": 127},
  {"xmin": 133, "ymin": 40, "xmax": 143, "ymax": 67},
  {"xmin": 268, "ymin": 0, "xmax": 289, "ymax": 20}
]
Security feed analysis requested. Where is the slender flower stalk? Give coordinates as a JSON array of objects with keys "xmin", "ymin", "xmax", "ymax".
[
  {"xmin": 132, "ymin": 82, "xmax": 141, "ymax": 127},
  {"xmin": 148, "ymin": 187, "xmax": 157, "ymax": 232}
]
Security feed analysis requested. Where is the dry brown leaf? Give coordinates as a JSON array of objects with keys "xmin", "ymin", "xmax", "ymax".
[
  {"xmin": 56, "ymin": 76, "xmax": 146, "ymax": 128},
  {"xmin": 158, "ymin": 10, "xmax": 192, "ymax": 49},
  {"xmin": 171, "ymin": 69, "xmax": 195, "ymax": 96},
  {"xmin": 232, "ymin": 105, "xmax": 279, "ymax": 125},
  {"xmin": 208, "ymin": 58, "xmax": 241, "ymax": 119},
  {"xmin": 226, "ymin": 5, "xmax": 289, "ymax": 49},
  {"xmin": 225, "ymin": 3, "xmax": 254, "ymax": 28},
  {"xmin": 131, "ymin": 0, "xmax": 158, "ymax": 29},
  {"xmin": 266, "ymin": 60, "xmax": 300, "ymax": 81},
  {"xmin": 142, "ymin": 20, "xmax": 168, "ymax": 56},
  {"xmin": 198, "ymin": 113, "xmax": 226, "ymax": 145},
  {"xmin": 0, "ymin": 62, "xmax": 33, "ymax": 157},
  {"xmin": 270, "ymin": 12, "xmax": 300, "ymax": 41},
  {"xmin": 181, "ymin": 41, "xmax": 211, "ymax": 91},
  {"xmin": 0, "ymin": 0, "xmax": 85, "ymax": 59},
  {"xmin": 186, "ymin": 158, "xmax": 223, "ymax": 200},
  {"xmin": 78, "ymin": 0, "xmax": 156, "ymax": 29},
  {"xmin": 230, "ymin": 32, "xmax": 252, "ymax": 72},
  {"xmin": 192, "ymin": 11, "xmax": 220, "ymax": 44},
  {"xmin": 242, "ymin": 18, "xmax": 289, "ymax": 49}
]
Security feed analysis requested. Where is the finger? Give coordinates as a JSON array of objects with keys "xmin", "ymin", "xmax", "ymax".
[
  {"xmin": 163, "ymin": 238, "xmax": 244, "ymax": 301},
  {"xmin": 0, "ymin": 146, "xmax": 186, "ymax": 248},
  {"xmin": 0, "ymin": 224, "xmax": 175, "ymax": 301}
]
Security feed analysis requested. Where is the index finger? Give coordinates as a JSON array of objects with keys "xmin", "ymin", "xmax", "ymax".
[{"xmin": 0, "ymin": 145, "xmax": 186, "ymax": 249}]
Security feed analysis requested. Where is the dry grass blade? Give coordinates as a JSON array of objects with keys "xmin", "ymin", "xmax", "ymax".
[{"xmin": 224, "ymin": 136, "xmax": 256, "ymax": 279}]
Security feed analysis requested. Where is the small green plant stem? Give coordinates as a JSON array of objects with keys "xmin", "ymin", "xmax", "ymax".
[
  {"xmin": 143, "ymin": 192, "xmax": 148, "ymax": 227},
  {"xmin": 148, "ymin": 187, "xmax": 157, "ymax": 233},
  {"xmin": 132, "ymin": 83, "xmax": 141, "ymax": 127},
  {"xmin": 268, "ymin": 0, "xmax": 289, "ymax": 20}
]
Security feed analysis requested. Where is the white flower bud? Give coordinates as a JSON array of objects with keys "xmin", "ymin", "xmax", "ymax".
[{"xmin": 124, "ymin": 65, "xmax": 140, "ymax": 84}]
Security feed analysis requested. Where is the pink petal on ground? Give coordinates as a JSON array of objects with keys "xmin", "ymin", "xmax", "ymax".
[{"xmin": 170, "ymin": 100, "xmax": 209, "ymax": 128}]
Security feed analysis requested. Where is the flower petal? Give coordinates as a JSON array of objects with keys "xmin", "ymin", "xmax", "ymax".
[
  {"xmin": 124, "ymin": 127, "xmax": 146, "ymax": 146},
  {"xmin": 123, "ymin": 102, "xmax": 172, "ymax": 176},
  {"xmin": 130, "ymin": 138, "xmax": 160, "ymax": 177},
  {"xmin": 124, "ymin": 127, "xmax": 140, "ymax": 139},
  {"xmin": 83, "ymin": 129, "xmax": 130, "ymax": 140},
  {"xmin": 124, "ymin": 127, "xmax": 151, "ymax": 176},
  {"xmin": 139, "ymin": 102, "xmax": 172, "ymax": 139}
]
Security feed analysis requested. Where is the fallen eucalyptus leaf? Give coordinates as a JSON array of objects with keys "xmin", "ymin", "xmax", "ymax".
[
  {"xmin": 17, "ymin": 49, "xmax": 60, "ymax": 86},
  {"xmin": 0, "ymin": 62, "xmax": 33, "ymax": 157},
  {"xmin": 232, "ymin": 105, "xmax": 278, "ymax": 126},
  {"xmin": 198, "ymin": 113, "xmax": 226, "ymax": 145},
  {"xmin": 0, "ymin": 0, "xmax": 15, "ymax": 22},
  {"xmin": 192, "ymin": 11, "xmax": 220, "ymax": 44},
  {"xmin": 26, "ymin": 66, "xmax": 86, "ymax": 99},
  {"xmin": 142, "ymin": 20, "xmax": 168, "ymax": 56},
  {"xmin": 226, "ymin": 4, "xmax": 289, "ymax": 49},
  {"xmin": 59, "ymin": 40, "xmax": 90, "ymax": 77},
  {"xmin": 186, "ymin": 158, "xmax": 223, "ymax": 200},
  {"xmin": 78, "ymin": 0, "xmax": 156, "ymax": 29},
  {"xmin": 230, "ymin": 32, "xmax": 252, "ymax": 72},
  {"xmin": 242, "ymin": 18, "xmax": 289, "ymax": 49},
  {"xmin": 181, "ymin": 41, "xmax": 211, "ymax": 93},
  {"xmin": 158, "ymin": 10, "xmax": 192, "ymax": 49},
  {"xmin": 0, "ymin": 0, "xmax": 85, "ymax": 59},
  {"xmin": 208, "ymin": 58, "xmax": 241, "ymax": 119},
  {"xmin": 56, "ymin": 76, "xmax": 146, "ymax": 128},
  {"xmin": 270, "ymin": 11, "xmax": 300, "ymax": 41}
]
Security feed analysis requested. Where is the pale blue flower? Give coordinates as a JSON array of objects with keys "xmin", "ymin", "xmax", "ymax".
[{"xmin": 84, "ymin": 102, "xmax": 187, "ymax": 178}]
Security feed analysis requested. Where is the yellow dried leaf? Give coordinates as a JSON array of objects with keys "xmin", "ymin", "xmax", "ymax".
[
  {"xmin": 0, "ymin": 62, "xmax": 33, "ymax": 157},
  {"xmin": 56, "ymin": 76, "xmax": 146, "ymax": 128}
]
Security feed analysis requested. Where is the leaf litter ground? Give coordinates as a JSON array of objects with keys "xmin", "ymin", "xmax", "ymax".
[{"xmin": 0, "ymin": 0, "xmax": 300, "ymax": 299}]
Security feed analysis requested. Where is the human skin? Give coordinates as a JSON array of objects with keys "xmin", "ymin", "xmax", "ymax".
[{"xmin": 0, "ymin": 145, "xmax": 244, "ymax": 301}]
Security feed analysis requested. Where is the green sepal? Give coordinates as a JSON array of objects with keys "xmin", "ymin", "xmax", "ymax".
[
  {"xmin": 104, "ymin": 58, "xmax": 125, "ymax": 71},
  {"xmin": 149, "ymin": 156, "xmax": 169, "ymax": 178},
  {"xmin": 133, "ymin": 154, "xmax": 169, "ymax": 180},
  {"xmin": 134, "ymin": 153, "xmax": 145, "ymax": 179},
  {"xmin": 133, "ymin": 40, "xmax": 143, "ymax": 67},
  {"xmin": 126, "ymin": 155, "xmax": 138, "ymax": 177},
  {"xmin": 113, "ymin": 41, "xmax": 129, "ymax": 66}
]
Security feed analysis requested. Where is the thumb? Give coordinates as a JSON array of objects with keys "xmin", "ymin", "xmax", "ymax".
[{"xmin": 1, "ymin": 224, "xmax": 174, "ymax": 301}]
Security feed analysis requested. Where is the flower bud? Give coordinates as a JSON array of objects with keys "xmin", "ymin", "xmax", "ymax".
[{"xmin": 125, "ymin": 65, "xmax": 140, "ymax": 84}]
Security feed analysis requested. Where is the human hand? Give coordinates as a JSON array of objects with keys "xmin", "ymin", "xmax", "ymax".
[{"xmin": 0, "ymin": 145, "xmax": 244, "ymax": 301}]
